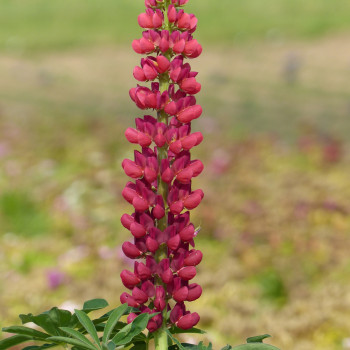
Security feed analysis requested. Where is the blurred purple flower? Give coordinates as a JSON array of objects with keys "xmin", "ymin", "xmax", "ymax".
[{"xmin": 46, "ymin": 269, "xmax": 66, "ymax": 290}]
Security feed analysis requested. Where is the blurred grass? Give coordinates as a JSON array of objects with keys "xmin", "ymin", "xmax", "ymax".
[
  {"xmin": 1, "ymin": 1, "xmax": 350, "ymax": 350},
  {"xmin": 1, "ymin": 0, "xmax": 350, "ymax": 53}
]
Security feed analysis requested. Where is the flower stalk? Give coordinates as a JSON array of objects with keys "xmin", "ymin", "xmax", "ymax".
[{"xmin": 120, "ymin": 0, "xmax": 204, "ymax": 348}]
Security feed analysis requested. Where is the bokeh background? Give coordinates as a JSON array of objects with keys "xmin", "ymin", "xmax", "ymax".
[{"xmin": 1, "ymin": 1, "xmax": 350, "ymax": 349}]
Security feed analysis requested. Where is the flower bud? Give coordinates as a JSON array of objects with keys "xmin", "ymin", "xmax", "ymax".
[
  {"xmin": 176, "ymin": 312, "xmax": 200, "ymax": 329},
  {"xmin": 135, "ymin": 262, "xmax": 151, "ymax": 280},
  {"xmin": 130, "ymin": 222, "xmax": 147, "ymax": 238},
  {"xmin": 177, "ymin": 105, "xmax": 202, "ymax": 123},
  {"xmin": 187, "ymin": 283, "xmax": 202, "ymax": 301},
  {"xmin": 178, "ymin": 266, "xmax": 196, "ymax": 280},
  {"xmin": 121, "ymin": 213, "xmax": 134, "ymax": 229},
  {"xmin": 184, "ymin": 249, "xmax": 203, "ymax": 266},
  {"xmin": 173, "ymin": 286, "xmax": 188, "ymax": 302},
  {"xmin": 121, "ymin": 270, "xmax": 141, "ymax": 289},
  {"xmin": 167, "ymin": 234, "xmax": 181, "ymax": 250},
  {"xmin": 179, "ymin": 224, "xmax": 195, "ymax": 241},
  {"xmin": 168, "ymin": 5, "xmax": 177, "ymax": 23},
  {"xmin": 132, "ymin": 287, "xmax": 149, "ymax": 304},
  {"xmin": 122, "ymin": 242, "xmax": 142, "ymax": 259}
]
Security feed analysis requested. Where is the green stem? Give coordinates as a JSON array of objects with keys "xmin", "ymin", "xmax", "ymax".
[{"xmin": 154, "ymin": 326, "xmax": 169, "ymax": 350}]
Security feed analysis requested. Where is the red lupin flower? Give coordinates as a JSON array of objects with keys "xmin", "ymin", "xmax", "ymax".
[{"xmin": 121, "ymin": 0, "xmax": 204, "ymax": 334}]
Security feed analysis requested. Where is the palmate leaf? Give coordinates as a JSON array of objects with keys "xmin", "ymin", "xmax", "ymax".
[
  {"xmin": 47, "ymin": 336, "xmax": 97, "ymax": 350},
  {"xmin": 102, "ymin": 303, "xmax": 128, "ymax": 343},
  {"xmin": 92, "ymin": 306, "xmax": 136, "ymax": 327},
  {"xmin": 23, "ymin": 344, "xmax": 57, "ymax": 350},
  {"xmin": 2, "ymin": 325, "xmax": 50, "ymax": 340},
  {"xmin": 169, "ymin": 344, "xmax": 199, "ymax": 350},
  {"xmin": 166, "ymin": 329, "xmax": 186, "ymax": 350},
  {"xmin": 232, "ymin": 335, "xmax": 280, "ymax": 350},
  {"xmin": 221, "ymin": 345, "xmax": 232, "ymax": 350},
  {"xmin": 232, "ymin": 345, "xmax": 280, "ymax": 350},
  {"xmin": 60, "ymin": 327, "xmax": 97, "ymax": 348},
  {"xmin": 74, "ymin": 309, "xmax": 101, "ymax": 349},
  {"xmin": 129, "ymin": 341, "xmax": 147, "ymax": 350},
  {"xmin": 0, "ymin": 334, "xmax": 32, "ymax": 349},
  {"xmin": 111, "ymin": 313, "xmax": 156, "ymax": 346},
  {"xmin": 83, "ymin": 299, "xmax": 109, "ymax": 312},
  {"xmin": 69, "ymin": 299, "xmax": 110, "ymax": 328},
  {"xmin": 247, "ymin": 335, "xmax": 271, "ymax": 343},
  {"xmin": 169, "ymin": 326, "xmax": 206, "ymax": 335},
  {"xmin": 19, "ymin": 307, "xmax": 72, "ymax": 336},
  {"xmin": 167, "ymin": 335, "xmax": 213, "ymax": 350}
]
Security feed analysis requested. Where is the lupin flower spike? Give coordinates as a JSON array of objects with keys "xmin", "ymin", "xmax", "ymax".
[{"xmin": 121, "ymin": 0, "xmax": 203, "ymax": 347}]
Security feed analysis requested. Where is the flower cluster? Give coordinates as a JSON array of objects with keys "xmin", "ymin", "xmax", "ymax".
[{"xmin": 120, "ymin": 0, "xmax": 203, "ymax": 333}]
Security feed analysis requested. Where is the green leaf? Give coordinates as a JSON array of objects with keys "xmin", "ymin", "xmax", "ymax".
[
  {"xmin": 2, "ymin": 326, "xmax": 50, "ymax": 340},
  {"xmin": 48, "ymin": 308, "xmax": 72, "ymax": 328},
  {"xmin": 69, "ymin": 300, "xmax": 113, "ymax": 329},
  {"xmin": 107, "ymin": 342, "xmax": 116, "ymax": 350},
  {"xmin": 20, "ymin": 308, "xmax": 73, "ymax": 336},
  {"xmin": 221, "ymin": 345, "xmax": 232, "ymax": 350},
  {"xmin": 0, "ymin": 335, "xmax": 32, "ymax": 349},
  {"xmin": 166, "ymin": 329, "xmax": 185, "ymax": 350},
  {"xmin": 247, "ymin": 335, "xmax": 271, "ymax": 343},
  {"xmin": 83, "ymin": 299, "xmax": 109, "ymax": 312},
  {"xmin": 75, "ymin": 309, "xmax": 101, "ymax": 349},
  {"xmin": 168, "ymin": 344, "xmax": 198, "ymax": 350},
  {"xmin": 102, "ymin": 303, "xmax": 128, "ymax": 343},
  {"xmin": 129, "ymin": 341, "xmax": 147, "ymax": 350},
  {"xmin": 169, "ymin": 326, "xmax": 206, "ymax": 335},
  {"xmin": 60, "ymin": 327, "xmax": 96, "ymax": 347},
  {"xmin": 111, "ymin": 313, "xmax": 151, "ymax": 346},
  {"xmin": 48, "ymin": 336, "xmax": 97, "ymax": 350},
  {"xmin": 91, "ymin": 306, "xmax": 135, "ymax": 328},
  {"xmin": 22, "ymin": 345, "xmax": 57, "ymax": 350},
  {"xmin": 19, "ymin": 313, "xmax": 60, "ymax": 336},
  {"xmin": 232, "ymin": 345, "xmax": 280, "ymax": 350},
  {"xmin": 167, "ymin": 340, "xmax": 213, "ymax": 350}
]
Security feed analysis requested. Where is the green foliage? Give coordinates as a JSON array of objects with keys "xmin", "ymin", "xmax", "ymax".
[
  {"xmin": 73, "ymin": 309, "xmax": 101, "ymax": 348},
  {"xmin": 0, "ymin": 335, "xmax": 33, "ymax": 349},
  {"xmin": 232, "ymin": 334, "xmax": 280, "ymax": 350},
  {"xmin": 102, "ymin": 304, "xmax": 128, "ymax": 343},
  {"xmin": 166, "ymin": 334, "xmax": 280, "ymax": 350},
  {"xmin": 83, "ymin": 299, "xmax": 109, "ymax": 313},
  {"xmin": 0, "ymin": 301, "xmax": 158, "ymax": 350},
  {"xmin": 247, "ymin": 335, "xmax": 271, "ymax": 343},
  {"xmin": 169, "ymin": 326, "xmax": 206, "ymax": 335},
  {"xmin": 1, "ymin": 0, "xmax": 350, "ymax": 53},
  {"xmin": 0, "ymin": 191, "xmax": 51, "ymax": 236},
  {"xmin": 110, "ymin": 313, "xmax": 154, "ymax": 346}
]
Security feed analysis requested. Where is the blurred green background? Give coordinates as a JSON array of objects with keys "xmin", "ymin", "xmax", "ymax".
[{"xmin": 1, "ymin": 1, "xmax": 350, "ymax": 349}]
